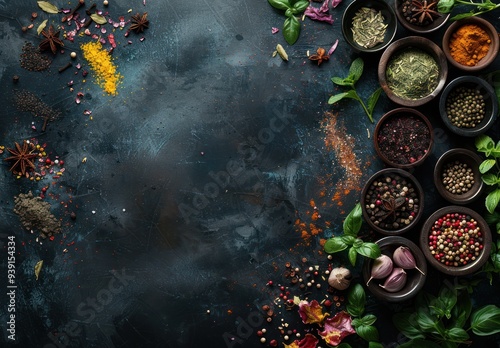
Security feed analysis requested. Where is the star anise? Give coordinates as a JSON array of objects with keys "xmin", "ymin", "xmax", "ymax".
[
  {"xmin": 410, "ymin": 0, "xmax": 441, "ymax": 25},
  {"xmin": 4, "ymin": 141, "xmax": 38, "ymax": 176},
  {"xmin": 309, "ymin": 48, "xmax": 330, "ymax": 66},
  {"xmin": 130, "ymin": 12, "xmax": 149, "ymax": 33},
  {"xmin": 39, "ymin": 25, "xmax": 64, "ymax": 54},
  {"xmin": 375, "ymin": 196, "xmax": 406, "ymax": 222}
]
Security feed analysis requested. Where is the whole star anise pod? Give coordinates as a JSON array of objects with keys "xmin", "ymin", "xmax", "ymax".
[
  {"xmin": 375, "ymin": 196, "xmax": 406, "ymax": 222},
  {"xmin": 130, "ymin": 12, "xmax": 149, "ymax": 33},
  {"xmin": 309, "ymin": 48, "xmax": 330, "ymax": 66},
  {"xmin": 411, "ymin": 0, "xmax": 441, "ymax": 24},
  {"xmin": 4, "ymin": 141, "xmax": 38, "ymax": 176},
  {"xmin": 39, "ymin": 25, "xmax": 64, "ymax": 54}
]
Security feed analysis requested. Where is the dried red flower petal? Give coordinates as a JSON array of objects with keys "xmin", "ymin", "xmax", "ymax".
[{"xmin": 317, "ymin": 311, "xmax": 355, "ymax": 346}]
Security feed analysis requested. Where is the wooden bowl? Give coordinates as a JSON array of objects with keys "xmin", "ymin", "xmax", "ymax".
[{"xmin": 394, "ymin": 0, "xmax": 450, "ymax": 34}]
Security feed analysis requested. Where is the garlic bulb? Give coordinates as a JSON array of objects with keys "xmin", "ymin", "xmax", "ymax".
[
  {"xmin": 328, "ymin": 267, "xmax": 352, "ymax": 290},
  {"xmin": 366, "ymin": 254, "xmax": 393, "ymax": 286},
  {"xmin": 379, "ymin": 268, "xmax": 407, "ymax": 292},
  {"xmin": 393, "ymin": 246, "xmax": 425, "ymax": 275}
]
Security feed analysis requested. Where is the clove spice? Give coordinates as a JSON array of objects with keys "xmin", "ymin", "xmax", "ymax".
[
  {"xmin": 58, "ymin": 62, "xmax": 73, "ymax": 73},
  {"xmin": 61, "ymin": 0, "xmax": 85, "ymax": 22}
]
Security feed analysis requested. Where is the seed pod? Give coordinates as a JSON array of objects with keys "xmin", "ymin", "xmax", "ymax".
[
  {"xmin": 393, "ymin": 246, "xmax": 425, "ymax": 275},
  {"xmin": 328, "ymin": 267, "xmax": 352, "ymax": 290},
  {"xmin": 366, "ymin": 254, "xmax": 393, "ymax": 286},
  {"xmin": 276, "ymin": 44, "xmax": 288, "ymax": 61},
  {"xmin": 379, "ymin": 268, "xmax": 406, "ymax": 292}
]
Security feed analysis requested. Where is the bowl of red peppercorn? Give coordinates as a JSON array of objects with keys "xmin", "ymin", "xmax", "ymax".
[
  {"xmin": 361, "ymin": 168, "xmax": 424, "ymax": 235},
  {"xmin": 394, "ymin": 0, "xmax": 450, "ymax": 34},
  {"xmin": 420, "ymin": 206, "xmax": 492, "ymax": 276},
  {"xmin": 438, "ymin": 75, "xmax": 498, "ymax": 137},
  {"xmin": 442, "ymin": 17, "xmax": 499, "ymax": 72},
  {"xmin": 434, "ymin": 148, "xmax": 484, "ymax": 205},
  {"xmin": 374, "ymin": 108, "xmax": 434, "ymax": 169}
]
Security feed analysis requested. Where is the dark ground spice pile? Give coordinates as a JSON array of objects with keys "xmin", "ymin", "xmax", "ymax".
[
  {"xmin": 14, "ymin": 191, "xmax": 62, "ymax": 239},
  {"xmin": 14, "ymin": 90, "xmax": 61, "ymax": 121},
  {"xmin": 20, "ymin": 42, "xmax": 52, "ymax": 71}
]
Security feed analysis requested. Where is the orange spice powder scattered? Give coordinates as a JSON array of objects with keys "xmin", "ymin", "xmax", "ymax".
[{"xmin": 81, "ymin": 41, "xmax": 122, "ymax": 95}]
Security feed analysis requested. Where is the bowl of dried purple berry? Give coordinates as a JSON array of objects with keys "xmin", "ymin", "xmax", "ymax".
[
  {"xmin": 361, "ymin": 168, "xmax": 424, "ymax": 235},
  {"xmin": 420, "ymin": 205, "xmax": 492, "ymax": 276},
  {"xmin": 395, "ymin": 0, "xmax": 450, "ymax": 34}
]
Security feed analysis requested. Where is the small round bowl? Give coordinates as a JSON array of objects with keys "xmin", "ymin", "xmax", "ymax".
[
  {"xmin": 378, "ymin": 36, "xmax": 448, "ymax": 107},
  {"xmin": 434, "ymin": 148, "xmax": 484, "ymax": 205},
  {"xmin": 361, "ymin": 168, "xmax": 424, "ymax": 235},
  {"xmin": 394, "ymin": 0, "xmax": 450, "ymax": 34},
  {"xmin": 420, "ymin": 206, "xmax": 492, "ymax": 276},
  {"xmin": 342, "ymin": 0, "xmax": 397, "ymax": 53},
  {"xmin": 363, "ymin": 236, "xmax": 427, "ymax": 303},
  {"xmin": 438, "ymin": 76, "xmax": 498, "ymax": 137},
  {"xmin": 374, "ymin": 108, "xmax": 434, "ymax": 169},
  {"xmin": 442, "ymin": 17, "xmax": 499, "ymax": 71}
]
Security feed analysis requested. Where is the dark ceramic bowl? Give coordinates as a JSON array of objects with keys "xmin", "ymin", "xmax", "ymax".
[
  {"xmin": 438, "ymin": 76, "xmax": 498, "ymax": 137},
  {"xmin": 434, "ymin": 148, "xmax": 484, "ymax": 205},
  {"xmin": 361, "ymin": 168, "xmax": 424, "ymax": 235},
  {"xmin": 442, "ymin": 17, "xmax": 499, "ymax": 71},
  {"xmin": 363, "ymin": 236, "xmax": 427, "ymax": 303},
  {"xmin": 378, "ymin": 36, "xmax": 448, "ymax": 107},
  {"xmin": 374, "ymin": 108, "xmax": 434, "ymax": 169},
  {"xmin": 420, "ymin": 206, "xmax": 492, "ymax": 276},
  {"xmin": 342, "ymin": 0, "xmax": 397, "ymax": 53},
  {"xmin": 394, "ymin": 0, "xmax": 450, "ymax": 34}
]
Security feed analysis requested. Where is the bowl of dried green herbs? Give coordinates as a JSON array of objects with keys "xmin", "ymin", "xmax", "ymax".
[
  {"xmin": 378, "ymin": 36, "xmax": 448, "ymax": 107},
  {"xmin": 341, "ymin": 0, "xmax": 398, "ymax": 53}
]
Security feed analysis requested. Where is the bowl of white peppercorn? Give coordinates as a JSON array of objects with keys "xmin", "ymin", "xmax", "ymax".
[
  {"xmin": 434, "ymin": 148, "xmax": 484, "ymax": 205},
  {"xmin": 438, "ymin": 76, "xmax": 498, "ymax": 137}
]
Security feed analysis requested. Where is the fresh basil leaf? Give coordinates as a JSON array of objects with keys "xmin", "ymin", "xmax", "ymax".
[
  {"xmin": 450, "ymin": 11, "xmax": 476, "ymax": 21},
  {"xmin": 416, "ymin": 308, "xmax": 438, "ymax": 333},
  {"xmin": 268, "ymin": 0, "xmax": 291, "ymax": 11},
  {"xmin": 337, "ymin": 343, "xmax": 353, "ymax": 348},
  {"xmin": 357, "ymin": 242, "xmax": 381, "ymax": 259},
  {"xmin": 292, "ymin": 0, "xmax": 309, "ymax": 13},
  {"xmin": 482, "ymin": 173, "xmax": 499, "ymax": 185},
  {"xmin": 353, "ymin": 238, "xmax": 363, "ymax": 248},
  {"xmin": 485, "ymin": 188, "xmax": 500, "ymax": 214},
  {"xmin": 348, "ymin": 57, "xmax": 364, "ymax": 83},
  {"xmin": 348, "ymin": 247, "xmax": 357, "ymax": 266},
  {"xmin": 445, "ymin": 327, "xmax": 469, "ymax": 342},
  {"xmin": 285, "ymin": 8, "xmax": 293, "ymax": 17},
  {"xmin": 438, "ymin": 285, "xmax": 458, "ymax": 319},
  {"xmin": 347, "ymin": 283, "xmax": 365, "ymax": 317},
  {"xmin": 343, "ymin": 202, "xmax": 363, "ymax": 236},
  {"xmin": 356, "ymin": 325, "xmax": 379, "ymax": 342},
  {"xmin": 475, "ymin": 134, "xmax": 495, "ymax": 154},
  {"xmin": 470, "ymin": 304, "xmax": 500, "ymax": 336},
  {"xmin": 283, "ymin": 16, "xmax": 300, "ymax": 45},
  {"xmin": 341, "ymin": 235, "xmax": 356, "ymax": 245},
  {"xmin": 368, "ymin": 342, "xmax": 384, "ymax": 348},
  {"xmin": 366, "ymin": 87, "xmax": 382, "ymax": 122},
  {"xmin": 437, "ymin": 0, "xmax": 455, "ymax": 13},
  {"xmin": 450, "ymin": 290, "xmax": 472, "ymax": 329},
  {"xmin": 324, "ymin": 237, "xmax": 348, "ymax": 254},
  {"xmin": 393, "ymin": 312, "xmax": 425, "ymax": 340},
  {"xmin": 359, "ymin": 314, "xmax": 377, "ymax": 326},
  {"xmin": 398, "ymin": 339, "xmax": 442, "ymax": 348},
  {"xmin": 479, "ymin": 159, "xmax": 496, "ymax": 174}
]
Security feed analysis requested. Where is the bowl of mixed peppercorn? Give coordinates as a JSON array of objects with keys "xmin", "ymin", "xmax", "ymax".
[
  {"xmin": 434, "ymin": 148, "xmax": 484, "ymax": 205},
  {"xmin": 420, "ymin": 206, "xmax": 492, "ymax": 276},
  {"xmin": 394, "ymin": 0, "xmax": 450, "ymax": 34},
  {"xmin": 438, "ymin": 75, "xmax": 498, "ymax": 137}
]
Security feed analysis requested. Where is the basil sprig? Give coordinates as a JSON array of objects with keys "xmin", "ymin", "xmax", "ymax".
[{"xmin": 268, "ymin": 0, "xmax": 309, "ymax": 45}]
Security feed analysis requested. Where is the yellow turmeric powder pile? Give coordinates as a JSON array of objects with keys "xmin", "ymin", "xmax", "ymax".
[
  {"xmin": 448, "ymin": 24, "xmax": 491, "ymax": 67},
  {"xmin": 81, "ymin": 41, "xmax": 122, "ymax": 95}
]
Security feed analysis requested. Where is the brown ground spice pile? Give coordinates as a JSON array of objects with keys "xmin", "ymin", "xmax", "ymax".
[
  {"xmin": 14, "ymin": 191, "xmax": 61, "ymax": 238},
  {"xmin": 20, "ymin": 42, "xmax": 52, "ymax": 71},
  {"xmin": 14, "ymin": 90, "xmax": 61, "ymax": 121}
]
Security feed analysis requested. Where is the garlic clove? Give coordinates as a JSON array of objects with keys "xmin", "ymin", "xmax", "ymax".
[
  {"xmin": 393, "ymin": 246, "xmax": 425, "ymax": 275},
  {"xmin": 328, "ymin": 267, "xmax": 352, "ymax": 290},
  {"xmin": 379, "ymin": 267, "xmax": 406, "ymax": 292},
  {"xmin": 366, "ymin": 254, "xmax": 393, "ymax": 286}
]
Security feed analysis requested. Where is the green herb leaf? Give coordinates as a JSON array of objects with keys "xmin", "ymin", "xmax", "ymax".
[
  {"xmin": 337, "ymin": 343, "xmax": 353, "ymax": 348},
  {"xmin": 416, "ymin": 308, "xmax": 438, "ymax": 333},
  {"xmin": 368, "ymin": 342, "xmax": 384, "ymax": 348},
  {"xmin": 358, "ymin": 314, "xmax": 377, "ymax": 326},
  {"xmin": 356, "ymin": 242, "xmax": 381, "ymax": 259},
  {"xmin": 343, "ymin": 202, "xmax": 363, "ymax": 236},
  {"xmin": 398, "ymin": 339, "xmax": 442, "ymax": 348},
  {"xmin": 348, "ymin": 57, "xmax": 364, "ymax": 83},
  {"xmin": 268, "ymin": 0, "xmax": 291, "ymax": 11},
  {"xmin": 91, "ymin": 13, "xmax": 108, "ymax": 25},
  {"xmin": 285, "ymin": 8, "xmax": 294, "ymax": 17},
  {"xmin": 292, "ymin": 0, "xmax": 309, "ymax": 13},
  {"xmin": 479, "ymin": 159, "xmax": 496, "ymax": 174},
  {"xmin": 283, "ymin": 16, "xmax": 300, "ymax": 45},
  {"xmin": 450, "ymin": 290, "xmax": 472, "ymax": 329},
  {"xmin": 393, "ymin": 312, "xmax": 426, "ymax": 340},
  {"xmin": 470, "ymin": 304, "xmax": 500, "ymax": 336},
  {"xmin": 356, "ymin": 325, "xmax": 379, "ymax": 342},
  {"xmin": 445, "ymin": 327, "xmax": 469, "ymax": 342},
  {"xmin": 485, "ymin": 188, "xmax": 500, "ymax": 214},
  {"xmin": 475, "ymin": 134, "xmax": 495, "ymax": 154},
  {"xmin": 328, "ymin": 92, "xmax": 351, "ymax": 104},
  {"xmin": 347, "ymin": 283, "xmax": 365, "ymax": 317},
  {"xmin": 348, "ymin": 247, "xmax": 357, "ymax": 266},
  {"xmin": 366, "ymin": 87, "xmax": 383, "ymax": 121},
  {"xmin": 481, "ymin": 173, "xmax": 499, "ymax": 185},
  {"xmin": 437, "ymin": 0, "xmax": 455, "ymax": 13},
  {"xmin": 449, "ymin": 11, "xmax": 476, "ymax": 21},
  {"xmin": 353, "ymin": 238, "xmax": 363, "ymax": 248},
  {"xmin": 37, "ymin": 19, "xmax": 48, "ymax": 35},
  {"xmin": 341, "ymin": 235, "xmax": 356, "ymax": 245},
  {"xmin": 37, "ymin": 0, "xmax": 59, "ymax": 13},
  {"xmin": 324, "ymin": 237, "xmax": 349, "ymax": 254},
  {"xmin": 331, "ymin": 76, "xmax": 355, "ymax": 87},
  {"xmin": 437, "ymin": 285, "xmax": 458, "ymax": 319}
]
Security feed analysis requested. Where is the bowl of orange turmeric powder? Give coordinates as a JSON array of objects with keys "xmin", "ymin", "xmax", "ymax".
[{"xmin": 442, "ymin": 17, "xmax": 499, "ymax": 71}]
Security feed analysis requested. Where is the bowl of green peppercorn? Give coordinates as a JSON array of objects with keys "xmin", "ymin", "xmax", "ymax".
[{"xmin": 438, "ymin": 76, "xmax": 498, "ymax": 137}]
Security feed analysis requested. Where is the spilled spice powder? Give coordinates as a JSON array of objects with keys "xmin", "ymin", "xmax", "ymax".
[{"xmin": 81, "ymin": 41, "xmax": 122, "ymax": 95}]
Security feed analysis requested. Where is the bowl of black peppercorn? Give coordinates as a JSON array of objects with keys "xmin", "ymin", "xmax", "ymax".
[{"xmin": 438, "ymin": 75, "xmax": 498, "ymax": 137}]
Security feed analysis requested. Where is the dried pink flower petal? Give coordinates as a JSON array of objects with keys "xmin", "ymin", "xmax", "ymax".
[
  {"xmin": 318, "ymin": 311, "xmax": 355, "ymax": 346},
  {"xmin": 304, "ymin": 0, "xmax": 334, "ymax": 24},
  {"xmin": 331, "ymin": 0, "xmax": 342, "ymax": 8},
  {"xmin": 328, "ymin": 39, "xmax": 339, "ymax": 55},
  {"xmin": 272, "ymin": 27, "xmax": 279, "ymax": 34}
]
